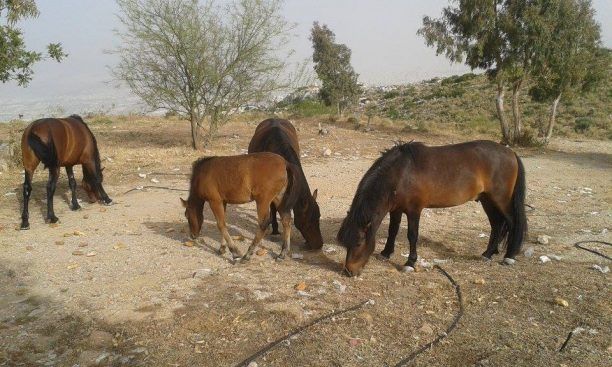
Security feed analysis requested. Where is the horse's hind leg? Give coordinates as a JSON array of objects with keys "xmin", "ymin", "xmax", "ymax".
[
  {"xmin": 381, "ymin": 210, "xmax": 402, "ymax": 259},
  {"xmin": 277, "ymin": 209, "xmax": 292, "ymax": 260},
  {"xmin": 209, "ymin": 200, "xmax": 242, "ymax": 259},
  {"xmin": 20, "ymin": 169, "xmax": 36, "ymax": 230},
  {"xmin": 46, "ymin": 167, "xmax": 60, "ymax": 223},
  {"xmin": 269, "ymin": 203, "xmax": 280, "ymax": 235},
  {"xmin": 403, "ymin": 210, "xmax": 421, "ymax": 270},
  {"xmin": 481, "ymin": 197, "xmax": 506, "ymax": 259},
  {"xmin": 66, "ymin": 166, "xmax": 81, "ymax": 210},
  {"xmin": 242, "ymin": 202, "xmax": 271, "ymax": 261}
]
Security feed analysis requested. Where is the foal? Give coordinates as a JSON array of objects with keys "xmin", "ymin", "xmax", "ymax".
[{"xmin": 182, "ymin": 153, "xmax": 300, "ymax": 260}]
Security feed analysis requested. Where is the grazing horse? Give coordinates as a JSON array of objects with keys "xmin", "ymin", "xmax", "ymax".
[
  {"xmin": 248, "ymin": 118, "xmax": 323, "ymax": 250},
  {"xmin": 337, "ymin": 140, "xmax": 527, "ymax": 277},
  {"xmin": 181, "ymin": 152, "xmax": 300, "ymax": 261},
  {"xmin": 20, "ymin": 115, "xmax": 112, "ymax": 229}
]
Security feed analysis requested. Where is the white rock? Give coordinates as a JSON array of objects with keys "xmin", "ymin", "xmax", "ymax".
[
  {"xmin": 296, "ymin": 290, "xmax": 311, "ymax": 297},
  {"xmin": 537, "ymin": 235, "xmax": 551, "ymax": 245},
  {"xmin": 539, "ymin": 255, "xmax": 551, "ymax": 264},
  {"xmin": 503, "ymin": 258, "xmax": 516, "ymax": 265},
  {"xmin": 402, "ymin": 266, "xmax": 415, "ymax": 272},
  {"xmin": 291, "ymin": 253, "xmax": 304, "ymax": 259},
  {"xmin": 592, "ymin": 264, "xmax": 609, "ymax": 274},
  {"xmin": 432, "ymin": 259, "xmax": 448, "ymax": 265},
  {"xmin": 332, "ymin": 280, "xmax": 346, "ymax": 293},
  {"xmin": 548, "ymin": 254, "xmax": 562, "ymax": 261},
  {"xmin": 323, "ymin": 246, "xmax": 337, "ymax": 253},
  {"xmin": 478, "ymin": 233, "xmax": 488, "ymax": 238},
  {"xmin": 138, "ymin": 173, "xmax": 147, "ymax": 178},
  {"xmin": 247, "ymin": 362, "xmax": 258, "ymax": 367},
  {"xmin": 524, "ymin": 247, "xmax": 534, "ymax": 257},
  {"xmin": 322, "ymin": 148, "xmax": 332, "ymax": 157},
  {"xmin": 151, "ymin": 178, "xmax": 160, "ymax": 183},
  {"xmin": 418, "ymin": 259, "xmax": 432, "ymax": 268},
  {"xmin": 252, "ymin": 290, "xmax": 273, "ymax": 300}
]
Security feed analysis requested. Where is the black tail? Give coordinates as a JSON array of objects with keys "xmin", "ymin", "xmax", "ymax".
[
  {"xmin": 27, "ymin": 132, "xmax": 58, "ymax": 169},
  {"xmin": 278, "ymin": 162, "xmax": 301, "ymax": 214},
  {"xmin": 505, "ymin": 154, "xmax": 527, "ymax": 258}
]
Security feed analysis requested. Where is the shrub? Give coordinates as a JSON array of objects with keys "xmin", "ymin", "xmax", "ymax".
[{"xmin": 574, "ymin": 117, "xmax": 593, "ymax": 133}]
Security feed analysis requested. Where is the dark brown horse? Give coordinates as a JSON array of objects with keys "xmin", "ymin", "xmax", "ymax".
[
  {"xmin": 248, "ymin": 118, "xmax": 323, "ymax": 250},
  {"xmin": 181, "ymin": 152, "xmax": 300, "ymax": 261},
  {"xmin": 337, "ymin": 140, "xmax": 527, "ymax": 277},
  {"xmin": 20, "ymin": 115, "xmax": 112, "ymax": 229}
]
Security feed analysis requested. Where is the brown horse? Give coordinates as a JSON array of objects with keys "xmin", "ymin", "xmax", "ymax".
[
  {"xmin": 20, "ymin": 115, "xmax": 112, "ymax": 229},
  {"xmin": 248, "ymin": 118, "xmax": 323, "ymax": 250},
  {"xmin": 337, "ymin": 140, "xmax": 527, "ymax": 277},
  {"xmin": 181, "ymin": 152, "xmax": 300, "ymax": 261}
]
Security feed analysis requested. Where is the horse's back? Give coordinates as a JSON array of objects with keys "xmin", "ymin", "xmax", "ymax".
[
  {"xmin": 24, "ymin": 117, "xmax": 92, "ymax": 166},
  {"xmin": 402, "ymin": 140, "xmax": 518, "ymax": 208},
  {"xmin": 248, "ymin": 118, "xmax": 300, "ymax": 156},
  {"xmin": 191, "ymin": 152, "xmax": 288, "ymax": 203}
]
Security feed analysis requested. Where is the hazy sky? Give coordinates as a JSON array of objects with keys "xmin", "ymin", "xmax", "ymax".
[{"xmin": 0, "ymin": 0, "xmax": 610, "ymax": 117}]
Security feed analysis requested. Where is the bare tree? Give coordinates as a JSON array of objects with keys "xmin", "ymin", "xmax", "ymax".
[{"xmin": 113, "ymin": 0, "xmax": 292, "ymax": 149}]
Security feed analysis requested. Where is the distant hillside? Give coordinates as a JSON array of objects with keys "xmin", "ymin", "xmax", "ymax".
[
  {"xmin": 283, "ymin": 64, "xmax": 610, "ymax": 141},
  {"xmin": 368, "ymin": 70, "xmax": 611, "ymax": 140}
]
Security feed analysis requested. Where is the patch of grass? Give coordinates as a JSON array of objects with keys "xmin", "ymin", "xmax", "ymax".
[{"xmin": 287, "ymin": 100, "xmax": 335, "ymax": 118}]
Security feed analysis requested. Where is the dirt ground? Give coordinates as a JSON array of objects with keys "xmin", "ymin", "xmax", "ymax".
[{"xmin": 0, "ymin": 117, "xmax": 610, "ymax": 367}]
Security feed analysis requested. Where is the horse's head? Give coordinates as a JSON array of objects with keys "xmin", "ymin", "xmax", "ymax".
[
  {"xmin": 294, "ymin": 189, "xmax": 323, "ymax": 250},
  {"xmin": 338, "ymin": 215, "xmax": 375, "ymax": 277},
  {"xmin": 82, "ymin": 167, "xmax": 111, "ymax": 204},
  {"xmin": 181, "ymin": 197, "xmax": 203, "ymax": 239}
]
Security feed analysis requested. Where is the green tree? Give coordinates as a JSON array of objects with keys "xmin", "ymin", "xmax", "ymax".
[
  {"xmin": 310, "ymin": 22, "xmax": 360, "ymax": 116},
  {"xmin": 0, "ymin": 0, "xmax": 66, "ymax": 86},
  {"xmin": 419, "ymin": 0, "xmax": 543, "ymax": 144},
  {"xmin": 528, "ymin": 0, "xmax": 604, "ymax": 144},
  {"xmin": 113, "ymin": 0, "xmax": 292, "ymax": 149}
]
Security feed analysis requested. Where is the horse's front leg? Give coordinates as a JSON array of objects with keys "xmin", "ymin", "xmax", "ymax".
[
  {"xmin": 403, "ymin": 210, "xmax": 421, "ymax": 271},
  {"xmin": 277, "ymin": 210, "xmax": 292, "ymax": 260},
  {"xmin": 381, "ymin": 210, "xmax": 402, "ymax": 259},
  {"xmin": 242, "ymin": 201, "xmax": 271, "ymax": 261},
  {"xmin": 46, "ymin": 167, "xmax": 60, "ymax": 223},
  {"xmin": 66, "ymin": 166, "xmax": 81, "ymax": 210}
]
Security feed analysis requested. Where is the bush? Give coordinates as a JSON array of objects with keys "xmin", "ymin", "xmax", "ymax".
[
  {"xmin": 287, "ymin": 100, "xmax": 335, "ymax": 118},
  {"xmin": 574, "ymin": 117, "xmax": 592, "ymax": 133},
  {"xmin": 383, "ymin": 90, "xmax": 400, "ymax": 99},
  {"xmin": 347, "ymin": 116, "xmax": 359, "ymax": 124}
]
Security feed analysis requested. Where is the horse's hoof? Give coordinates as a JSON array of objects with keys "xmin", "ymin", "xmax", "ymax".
[
  {"xmin": 20, "ymin": 223, "xmax": 30, "ymax": 230},
  {"xmin": 377, "ymin": 253, "xmax": 391, "ymax": 261},
  {"xmin": 503, "ymin": 257, "xmax": 516, "ymax": 266},
  {"xmin": 46, "ymin": 216, "xmax": 59, "ymax": 224},
  {"xmin": 481, "ymin": 255, "xmax": 492, "ymax": 262},
  {"xmin": 102, "ymin": 199, "xmax": 113, "ymax": 206},
  {"xmin": 401, "ymin": 266, "xmax": 415, "ymax": 273},
  {"xmin": 71, "ymin": 205, "xmax": 82, "ymax": 211},
  {"xmin": 276, "ymin": 254, "xmax": 286, "ymax": 262}
]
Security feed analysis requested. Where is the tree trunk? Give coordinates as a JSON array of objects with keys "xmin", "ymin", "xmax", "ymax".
[
  {"xmin": 511, "ymin": 80, "xmax": 523, "ymax": 144},
  {"xmin": 190, "ymin": 115, "xmax": 201, "ymax": 150},
  {"xmin": 543, "ymin": 93, "xmax": 561, "ymax": 145},
  {"xmin": 337, "ymin": 102, "xmax": 341, "ymax": 117},
  {"xmin": 495, "ymin": 84, "xmax": 511, "ymax": 144}
]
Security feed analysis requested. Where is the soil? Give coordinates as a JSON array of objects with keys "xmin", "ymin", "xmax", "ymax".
[{"xmin": 0, "ymin": 117, "xmax": 610, "ymax": 367}]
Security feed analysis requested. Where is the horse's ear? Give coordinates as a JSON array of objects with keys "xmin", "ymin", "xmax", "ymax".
[
  {"xmin": 312, "ymin": 189, "xmax": 318, "ymax": 201},
  {"xmin": 180, "ymin": 198, "xmax": 188, "ymax": 208}
]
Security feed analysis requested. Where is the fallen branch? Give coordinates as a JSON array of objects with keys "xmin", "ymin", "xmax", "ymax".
[
  {"xmin": 574, "ymin": 240, "xmax": 612, "ymax": 261},
  {"xmin": 123, "ymin": 186, "xmax": 189, "ymax": 195}
]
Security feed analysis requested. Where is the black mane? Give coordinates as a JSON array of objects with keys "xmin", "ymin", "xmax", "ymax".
[
  {"xmin": 337, "ymin": 141, "xmax": 416, "ymax": 247},
  {"xmin": 70, "ymin": 115, "xmax": 104, "ymax": 185}
]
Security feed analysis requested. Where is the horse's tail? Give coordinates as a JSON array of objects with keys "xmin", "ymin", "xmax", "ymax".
[
  {"xmin": 27, "ymin": 130, "xmax": 58, "ymax": 169},
  {"xmin": 505, "ymin": 154, "xmax": 527, "ymax": 258},
  {"xmin": 278, "ymin": 162, "xmax": 301, "ymax": 214}
]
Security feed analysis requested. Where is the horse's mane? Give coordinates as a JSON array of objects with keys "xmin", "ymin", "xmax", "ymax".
[
  {"xmin": 70, "ymin": 114, "xmax": 104, "ymax": 184},
  {"xmin": 189, "ymin": 157, "xmax": 216, "ymax": 196},
  {"xmin": 256, "ymin": 126, "xmax": 302, "ymax": 168},
  {"xmin": 337, "ymin": 141, "xmax": 416, "ymax": 247}
]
